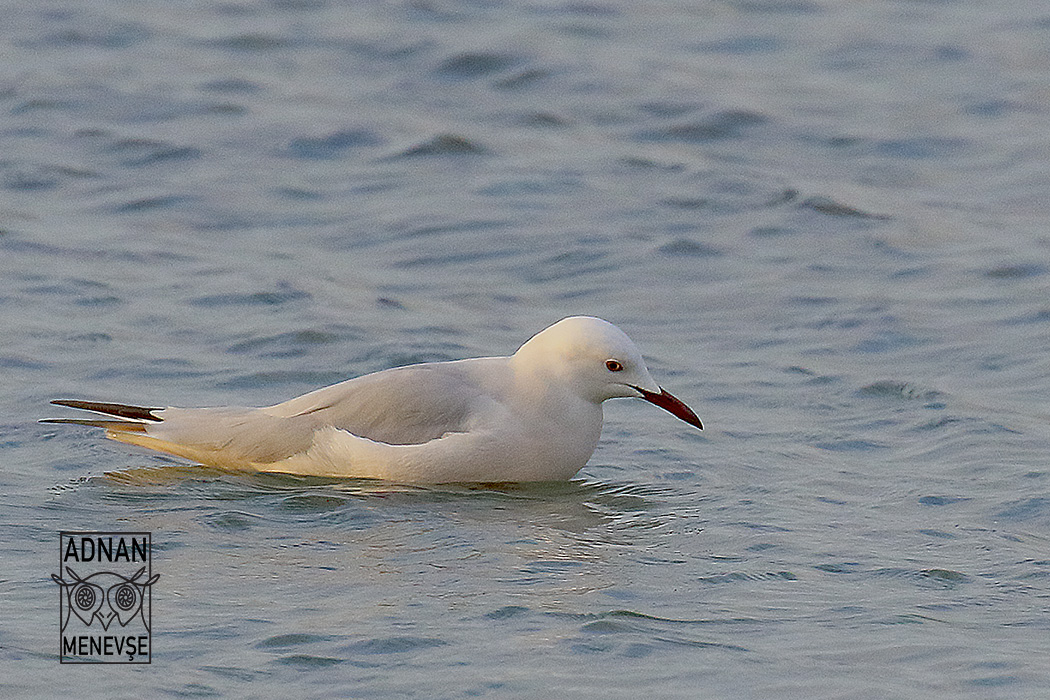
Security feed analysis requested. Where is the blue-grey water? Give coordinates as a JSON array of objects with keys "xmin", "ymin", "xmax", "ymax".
[{"xmin": 3, "ymin": 1, "xmax": 1050, "ymax": 697}]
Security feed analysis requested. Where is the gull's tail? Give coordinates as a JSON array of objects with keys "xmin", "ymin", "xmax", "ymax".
[
  {"xmin": 43, "ymin": 398, "xmax": 232, "ymax": 465},
  {"xmin": 42, "ymin": 399, "xmax": 313, "ymax": 470}
]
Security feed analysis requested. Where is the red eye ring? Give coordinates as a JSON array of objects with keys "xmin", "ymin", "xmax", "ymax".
[{"xmin": 605, "ymin": 360, "xmax": 624, "ymax": 372}]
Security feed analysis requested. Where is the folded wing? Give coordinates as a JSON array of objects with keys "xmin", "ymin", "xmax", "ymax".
[{"xmin": 44, "ymin": 359, "xmax": 498, "ymax": 471}]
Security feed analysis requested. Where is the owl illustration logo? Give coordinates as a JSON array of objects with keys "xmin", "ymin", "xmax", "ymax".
[
  {"xmin": 55, "ymin": 531, "xmax": 157, "ymax": 663},
  {"xmin": 52, "ymin": 566, "xmax": 159, "ymax": 633}
]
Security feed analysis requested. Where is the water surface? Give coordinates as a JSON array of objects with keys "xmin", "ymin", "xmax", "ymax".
[{"xmin": 3, "ymin": 1, "xmax": 1050, "ymax": 697}]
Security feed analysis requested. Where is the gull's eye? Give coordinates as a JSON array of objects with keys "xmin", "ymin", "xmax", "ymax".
[{"xmin": 605, "ymin": 359, "xmax": 624, "ymax": 372}]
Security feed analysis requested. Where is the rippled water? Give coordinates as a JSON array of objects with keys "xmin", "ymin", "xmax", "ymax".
[{"xmin": 3, "ymin": 1, "xmax": 1050, "ymax": 697}]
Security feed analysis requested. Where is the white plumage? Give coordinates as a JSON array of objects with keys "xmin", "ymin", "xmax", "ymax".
[{"xmin": 46, "ymin": 316, "xmax": 702, "ymax": 483}]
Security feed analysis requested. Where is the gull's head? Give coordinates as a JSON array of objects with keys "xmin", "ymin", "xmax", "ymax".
[{"xmin": 513, "ymin": 316, "xmax": 702, "ymax": 429}]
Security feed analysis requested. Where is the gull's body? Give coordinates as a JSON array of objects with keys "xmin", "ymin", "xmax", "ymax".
[{"xmin": 46, "ymin": 316, "xmax": 702, "ymax": 483}]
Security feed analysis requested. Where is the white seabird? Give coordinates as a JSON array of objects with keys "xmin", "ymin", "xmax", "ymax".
[{"xmin": 45, "ymin": 316, "xmax": 702, "ymax": 482}]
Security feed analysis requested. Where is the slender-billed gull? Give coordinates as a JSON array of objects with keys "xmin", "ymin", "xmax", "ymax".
[{"xmin": 45, "ymin": 316, "xmax": 702, "ymax": 482}]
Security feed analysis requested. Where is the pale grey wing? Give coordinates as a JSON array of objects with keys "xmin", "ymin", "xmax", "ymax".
[
  {"xmin": 49, "ymin": 359, "xmax": 501, "ymax": 466},
  {"xmin": 146, "ymin": 406, "xmax": 319, "ymax": 464},
  {"xmin": 261, "ymin": 360, "xmax": 489, "ymax": 446}
]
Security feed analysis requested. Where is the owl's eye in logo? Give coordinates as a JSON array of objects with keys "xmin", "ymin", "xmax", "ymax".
[
  {"xmin": 74, "ymin": 583, "xmax": 99, "ymax": 610},
  {"xmin": 113, "ymin": 583, "xmax": 136, "ymax": 610},
  {"xmin": 62, "ymin": 577, "xmax": 105, "ymax": 628},
  {"xmin": 108, "ymin": 577, "xmax": 151, "ymax": 628}
]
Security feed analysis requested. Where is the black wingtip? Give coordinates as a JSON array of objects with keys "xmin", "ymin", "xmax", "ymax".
[
  {"xmin": 50, "ymin": 399, "xmax": 163, "ymax": 422},
  {"xmin": 40, "ymin": 417, "xmax": 149, "ymax": 432}
]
